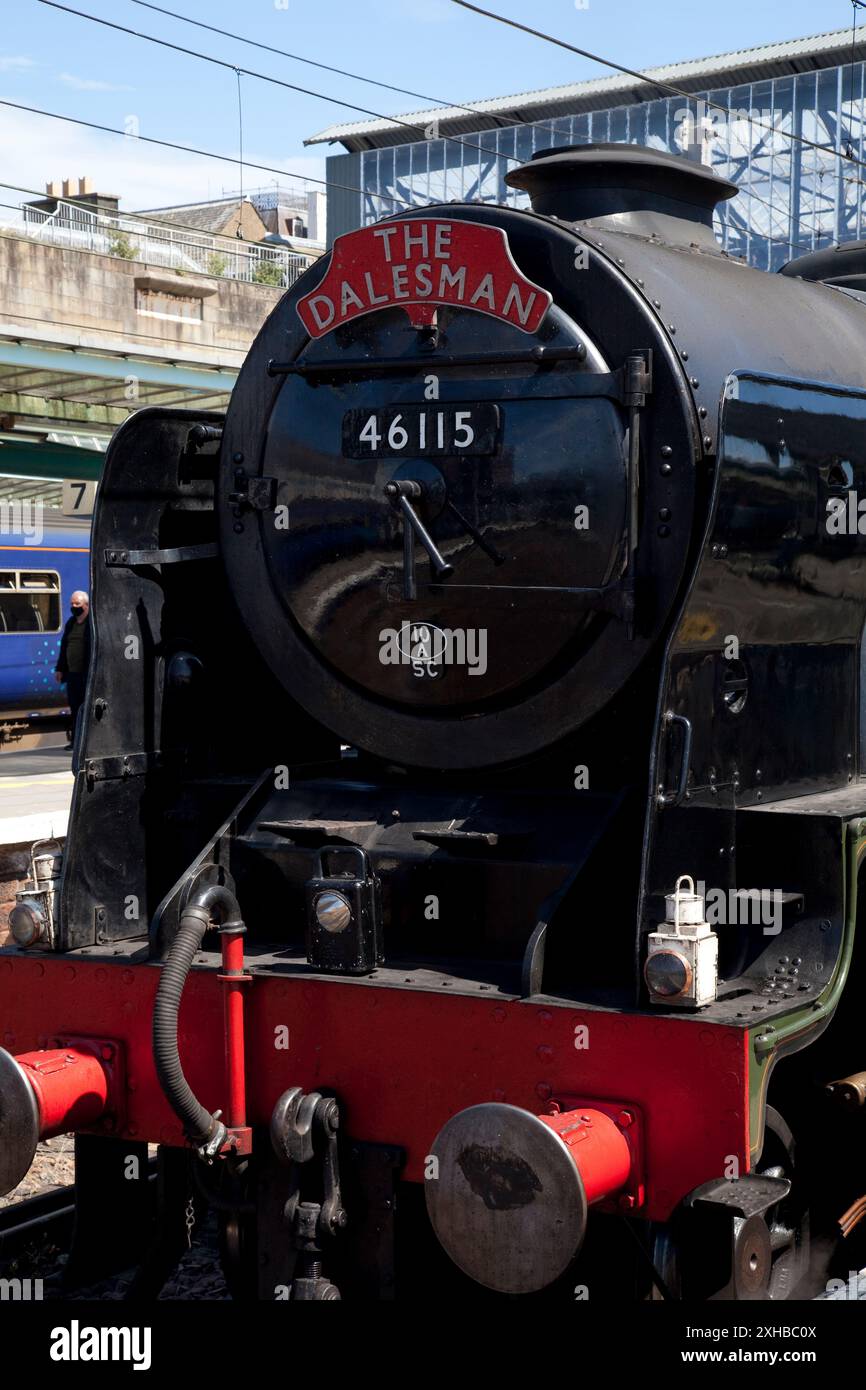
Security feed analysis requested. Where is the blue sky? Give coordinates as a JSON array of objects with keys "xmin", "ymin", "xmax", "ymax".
[{"xmin": 0, "ymin": 0, "xmax": 859, "ymax": 211}]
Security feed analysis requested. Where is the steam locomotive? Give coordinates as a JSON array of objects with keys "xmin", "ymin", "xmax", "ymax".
[{"xmin": 3, "ymin": 143, "xmax": 866, "ymax": 1302}]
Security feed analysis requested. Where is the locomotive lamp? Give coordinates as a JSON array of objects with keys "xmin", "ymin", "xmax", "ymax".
[
  {"xmin": 8, "ymin": 840, "xmax": 62, "ymax": 950},
  {"xmin": 645, "ymin": 875, "xmax": 718, "ymax": 1008},
  {"xmin": 305, "ymin": 846, "xmax": 382, "ymax": 975}
]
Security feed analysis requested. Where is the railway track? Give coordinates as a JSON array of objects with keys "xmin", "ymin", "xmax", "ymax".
[{"xmin": 0, "ymin": 1184, "xmax": 75, "ymax": 1264}]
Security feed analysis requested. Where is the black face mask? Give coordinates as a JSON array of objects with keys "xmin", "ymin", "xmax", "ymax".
[{"xmin": 71, "ymin": 605, "xmax": 84, "ymax": 617}]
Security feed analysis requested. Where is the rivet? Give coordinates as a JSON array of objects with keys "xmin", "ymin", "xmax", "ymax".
[
  {"xmin": 699, "ymin": 406, "xmax": 707, "ymax": 418},
  {"xmin": 657, "ymin": 524, "xmax": 670, "ymax": 538},
  {"xmin": 233, "ymin": 522, "xmax": 244, "ymax": 534},
  {"xmin": 653, "ymin": 299, "xmax": 661, "ymax": 308},
  {"xmin": 661, "ymin": 445, "xmax": 673, "ymax": 457},
  {"xmin": 659, "ymin": 507, "xmax": 671, "ymax": 521},
  {"xmin": 690, "ymin": 377, "xmax": 699, "ymax": 388},
  {"xmin": 232, "ymin": 452, "xmax": 244, "ymax": 464},
  {"xmin": 660, "ymin": 462, "xmax": 672, "ymax": 475},
  {"xmin": 681, "ymin": 349, "xmax": 689, "ymax": 360},
  {"xmin": 668, "ymin": 324, "xmax": 677, "ymax": 334},
  {"xmin": 703, "ymin": 435, "xmax": 713, "ymax": 449}
]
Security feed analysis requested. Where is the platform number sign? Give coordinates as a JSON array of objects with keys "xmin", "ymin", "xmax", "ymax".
[{"xmin": 62, "ymin": 479, "xmax": 97, "ymax": 517}]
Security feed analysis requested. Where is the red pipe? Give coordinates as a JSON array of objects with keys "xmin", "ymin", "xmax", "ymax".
[
  {"xmin": 219, "ymin": 927, "xmax": 250, "ymax": 1131},
  {"xmin": 539, "ymin": 1106, "xmax": 632, "ymax": 1205}
]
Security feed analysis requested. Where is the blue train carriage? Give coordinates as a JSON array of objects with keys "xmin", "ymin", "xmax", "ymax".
[{"xmin": 0, "ymin": 515, "xmax": 91, "ymax": 739}]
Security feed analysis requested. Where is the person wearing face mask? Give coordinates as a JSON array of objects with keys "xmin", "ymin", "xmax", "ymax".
[{"xmin": 54, "ymin": 589, "xmax": 91, "ymax": 751}]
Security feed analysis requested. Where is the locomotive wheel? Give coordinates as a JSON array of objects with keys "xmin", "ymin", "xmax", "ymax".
[
  {"xmin": 647, "ymin": 1105, "xmax": 810, "ymax": 1301},
  {"xmin": 756, "ymin": 1106, "xmax": 810, "ymax": 1301},
  {"xmin": 218, "ymin": 1208, "xmax": 258, "ymax": 1302}
]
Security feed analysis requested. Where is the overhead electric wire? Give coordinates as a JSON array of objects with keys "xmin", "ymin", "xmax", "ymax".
[
  {"xmin": 0, "ymin": 138, "xmax": 813, "ymax": 260},
  {"xmin": 132, "ymin": 0, "xmax": 866, "ymax": 182},
  {"xmin": 451, "ymin": 0, "xmax": 866, "ymax": 173},
  {"xmin": 0, "ymin": 98, "xmax": 414, "ymax": 208},
  {"xmin": 128, "ymin": 0, "xmax": 861, "ymax": 193},
  {"xmin": 0, "ymin": 179, "xmax": 321, "ymax": 248},
  {"xmin": 38, "ymin": 1, "xmax": 521, "ymax": 170},
  {"xmin": 131, "ymin": 0, "xmax": 506, "ymax": 125},
  {"xmin": 5, "ymin": 5, "xmax": 825, "ymax": 257}
]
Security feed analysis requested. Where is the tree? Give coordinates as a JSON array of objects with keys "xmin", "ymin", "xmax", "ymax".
[
  {"xmin": 252, "ymin": 259, "xmax": 284, "ymax": 286},
  {"xmin": 108, "ymin": 230, "xmax": 138, "ymax": 260}
]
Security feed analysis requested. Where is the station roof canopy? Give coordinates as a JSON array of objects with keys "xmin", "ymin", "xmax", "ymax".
[
  {"xmin": 0, "ymin": 334, "xmax": 237, "ymax": 442},
  {"xmin": 306, "ymin": 26, "xmax": 866, "ymax": 151}
]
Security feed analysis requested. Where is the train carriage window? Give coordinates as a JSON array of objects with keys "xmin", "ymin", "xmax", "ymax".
[{"xmin": 0, "ymin": 571, "xmax": 61, "ymax": 634}]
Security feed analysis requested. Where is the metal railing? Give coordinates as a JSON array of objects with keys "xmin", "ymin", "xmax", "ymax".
[{"xmin": 10, "ymin": 199, "xmax": 317, "ymax": 287}]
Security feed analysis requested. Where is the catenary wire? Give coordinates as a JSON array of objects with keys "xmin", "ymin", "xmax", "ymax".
[
  {"xmin": 0, "ymin": 98, "xmax": 416, "ymax": 209},
  {"xmin": 131, "ymin": 0, "xmax": 511, "ymax": 124},
  {"xmin": 451, "ymin": 0, "xmax": 866, "ymax": 172},
  {"xmin": 35, "ymin": 0, "xmax": 855, "ymax": 248},
  {"xmin": 77, "ymin": 0, "xmax": 861, "ymax": 248},
  {"xmin": 133, "ymin": 0, "xmax": 866, "ymax": 184},
  {"xmin": 39, "ymin": 1, "xmax": 527, "ymax": 170}
]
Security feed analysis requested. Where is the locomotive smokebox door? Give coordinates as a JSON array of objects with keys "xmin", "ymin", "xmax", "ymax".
[{"xmin": 305, "ymin": 846, "xmax": 383, "ymax": 975}]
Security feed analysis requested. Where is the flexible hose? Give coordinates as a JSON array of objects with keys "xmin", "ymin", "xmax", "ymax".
[{"xmin": 152, "ymin": 884, "xmax": 244, "ymax": 1150}]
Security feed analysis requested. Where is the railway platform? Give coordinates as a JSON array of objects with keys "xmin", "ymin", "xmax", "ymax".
[
  {"xmin": 0, "ymin": 744, "xmax": 73, "ymax": 845},
  {"xmin": 0, "ymin": 743, "xmax": 72, "ymax": 946}
]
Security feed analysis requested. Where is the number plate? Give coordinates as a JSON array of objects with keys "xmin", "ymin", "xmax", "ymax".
[{"xmin": 343, "ymin": 404, "xmax": 501, "ymax": 459}]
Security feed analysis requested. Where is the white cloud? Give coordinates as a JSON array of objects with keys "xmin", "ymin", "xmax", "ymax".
[
  {"xmin": 0, "ymin": 105, "xmax": 328, "ymax": 215},
  {"xmin": 59, "ymin": 74, "xmax": 135, "ymax": 94},
  {"xmin": 0, "ymin": 56, "xmax": 35, "ymax": 73}
]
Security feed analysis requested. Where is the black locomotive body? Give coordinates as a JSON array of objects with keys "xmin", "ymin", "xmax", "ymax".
[{"xmin": 4, "ymin": 144, "xmax": 866, "ymax": 1301}]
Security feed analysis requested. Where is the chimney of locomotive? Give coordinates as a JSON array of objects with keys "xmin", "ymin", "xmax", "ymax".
[{"xmin": 506, "ymin": 143, "xmax": 738, "ymax": 249}]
